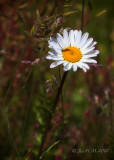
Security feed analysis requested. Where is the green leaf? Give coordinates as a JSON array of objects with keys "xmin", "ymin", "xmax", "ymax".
[
  {"xmin": 24, "ymin": 31, "xmax": 29, "ymax": 37},
  {"xmin": 43, "ymin": 16, "xmax": 54, "ymax": 23},
  {"xmin": 87, "ymin": 9, "xmax": 107, "ymax": 26},
  {"xmin": 95, "ymin": 10, "xmax": 107, "ymax": 18},
  {"xmin": 64, "ymin": 4, "xmax": 72, "ymax": 8},
  {"xmin": 50, "ymin": 21, "xmax": 57, "ymax": 30},
  {"xmin": 18, "ymin": 3, "xmax": 28, "ymax": 9},
  {"xmin": 40, "ymin": 140, "xmax": 60, "ymax": 159},
  {"xmin": 30, "ymin": 25, "xmax": 36, "ymax": 37},
  {"xmin": 63, "ymin": 11, "xmax": 77, "ymax": 16},
  {"xmin": 17, "ymin": 10, "xmax": 25, "ymax": 24},
  {"xmin": 36, "ymin": 10, "xmax": 42, "ymax": 26},
  {"xmin": 43, "ymin": 11, "xmax": 77, "ymax": 23}
]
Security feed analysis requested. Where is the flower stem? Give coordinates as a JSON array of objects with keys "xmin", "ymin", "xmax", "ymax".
[
  {"xmin": 37, "ymin": 71, "xmax": 68, "ymax": 159},
  {"xmin": 58, "ymin": 67, "xmax": 64, "ymax": 128}
]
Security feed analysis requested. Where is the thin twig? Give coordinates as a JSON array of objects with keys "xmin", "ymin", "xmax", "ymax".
[
  {"xmin": 37, "ymin": 71, "xmax": 68, "ymax": 160},
  {"xmin": 70, "ymin": 1, "xmax": 85, "ymax": 158},
  {"xmin": 4, "ymin": 109, "xmax": 19, "ymax": 155},
  {"xmin": 81, "ymin": 0, "xmax": 85, "ymax": 31}
]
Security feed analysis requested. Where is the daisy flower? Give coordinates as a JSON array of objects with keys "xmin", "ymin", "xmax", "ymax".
[{"xmin": 46, "ymin": 29, "xmax": 99, "ymax": 72}]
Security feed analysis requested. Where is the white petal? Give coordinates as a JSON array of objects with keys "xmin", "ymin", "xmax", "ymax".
[
  {"xmin": 48, "ymin": 42, "xmax": 61, "ymax": 50},
  {"xmin": 57, "ymin": 54, "xmax": 63, "ymax": 57},
  {"xmin": 52, "ymin": 46, "xmax": 62, "ymax": 54},
  {"xmin": 50, "ymin": 37, "xmax": 57, "ymax": 43},
  {"xmin": 67, "ymin": 63, "xmax": 73, "ymax": 70},
  {"xmin": 46, "ymin": 55, "xmax": 53, "ymax": 60},
  {"xmin": 82, "ymin": 38, "xmax": 93, "ymax": 50},
  {"xmin": 48, "ymin": 51, "xmax": 54, "ymax": 55},
  {"xmin": 50, "ymin": 62, "xmax": 58, "ymax": 68},
  {"xmin": 63, "ymin": 65, "xmax": 68, "ymax": 71},
  {"xmin": 55, "ymin": 57, "xmax": 63, "ymax": 61},
  {"xmin": 50, "ymin": 61, "xmax": 63, "ymax": 68},
  {"xmin": 82, "ymin": 67, "xmax": 87, "ymax": 72},
  {"xmin": 46, "ymin": 55, "xmax": 63, "ymax": 61},
  {"xmin": 69, "ymin": 30, "xmax": 75, "ymax": 46},
  {"xmin": 56, "ymin": 61, "xmax": 64, "ymax": 65},
  {"xmin": 74, "ymin": 30, "xmax": 82, "ymax": 47},
  {"xmin": 56, "ymin": 33, "xmax": 66, "ymax": 49},
  {"xmin": 81, "ymin": 58, "xmax": 97, "ymax": 63},
  {"xmin": 63, "ymin": 29, "xmax": 70, "ymax": 47},
  {"xmin": 83, "ymin": 53, "xmax": 98, "ymax": 58},
  {"xmin": 48, "ymin": 37, "xmax": 61, "ymax": 50},
  {"xmin": 73, "ymin": 64, "xmax": 77, "ymax": 71},
  {"xmin": 84, "ymin": 50, "xmax": 99, "ymax": 55},
  {"xmin": 88, "ymin": 41, "xmax": 97, "ymax": 48},
  {"xmin": 48, "ymin": 48, "xmax": 62, "ymax": 56},
  {"xmin": 74, "ymin": 30, "xmax": 78, "ymax": 42},
  {"xmin": 48, "ymin": 50, "xmax": 58, "ymax": 55},
  {"xmin": 63, "ymin": 29, "xmax": 68, "ymax": 40},
  {"xmin": 79, "ymin": 32, "xmax": 89, "ymax": 48},
  {"xmin": 74, "ymin": 30, "xmax": 78, "ymax": 40},
  {"xmin": 63, "ymin": 61, "xmax": 68, "ymax": 66},
  {"xmin": 76, "ymin": 62, "xmax": 83, "ymax": 69},
  {"xmin": 63, "ymin": 63, "xmax": 72, "ymax": 71},
  {"xmin": 52, "ymin": 57, "xmax": 63, "ymax": 60},
  {"xmin": 81, "ymin": 62, "xmax": 90, "ymax": 69},
  {"xmin": 75, "ymin": 62, "xmax": 87, "ymax": 72},
  {"xmin": 82, "ymin": 47, "xmax": 95, "ymax": 54}
]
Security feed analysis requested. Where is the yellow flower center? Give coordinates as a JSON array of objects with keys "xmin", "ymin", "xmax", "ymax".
[{"xmin": 62, "ymin": 47, "xmax": 82, "ymax": 63}]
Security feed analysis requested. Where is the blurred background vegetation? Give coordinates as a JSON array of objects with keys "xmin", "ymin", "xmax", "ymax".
[{"xmin": 0, "ymin": 0, "xmax": 114, "ymax": 160}]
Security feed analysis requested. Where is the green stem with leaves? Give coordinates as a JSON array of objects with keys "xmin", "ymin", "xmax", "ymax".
[{"xmin": 37, "ymin": 0, "xmax": 85, "ymax": 158}]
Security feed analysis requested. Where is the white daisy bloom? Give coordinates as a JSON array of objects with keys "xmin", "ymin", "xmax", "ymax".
[{"xmin": 46, "ymin": 29, "xmax": 99, "ymax": 72}]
